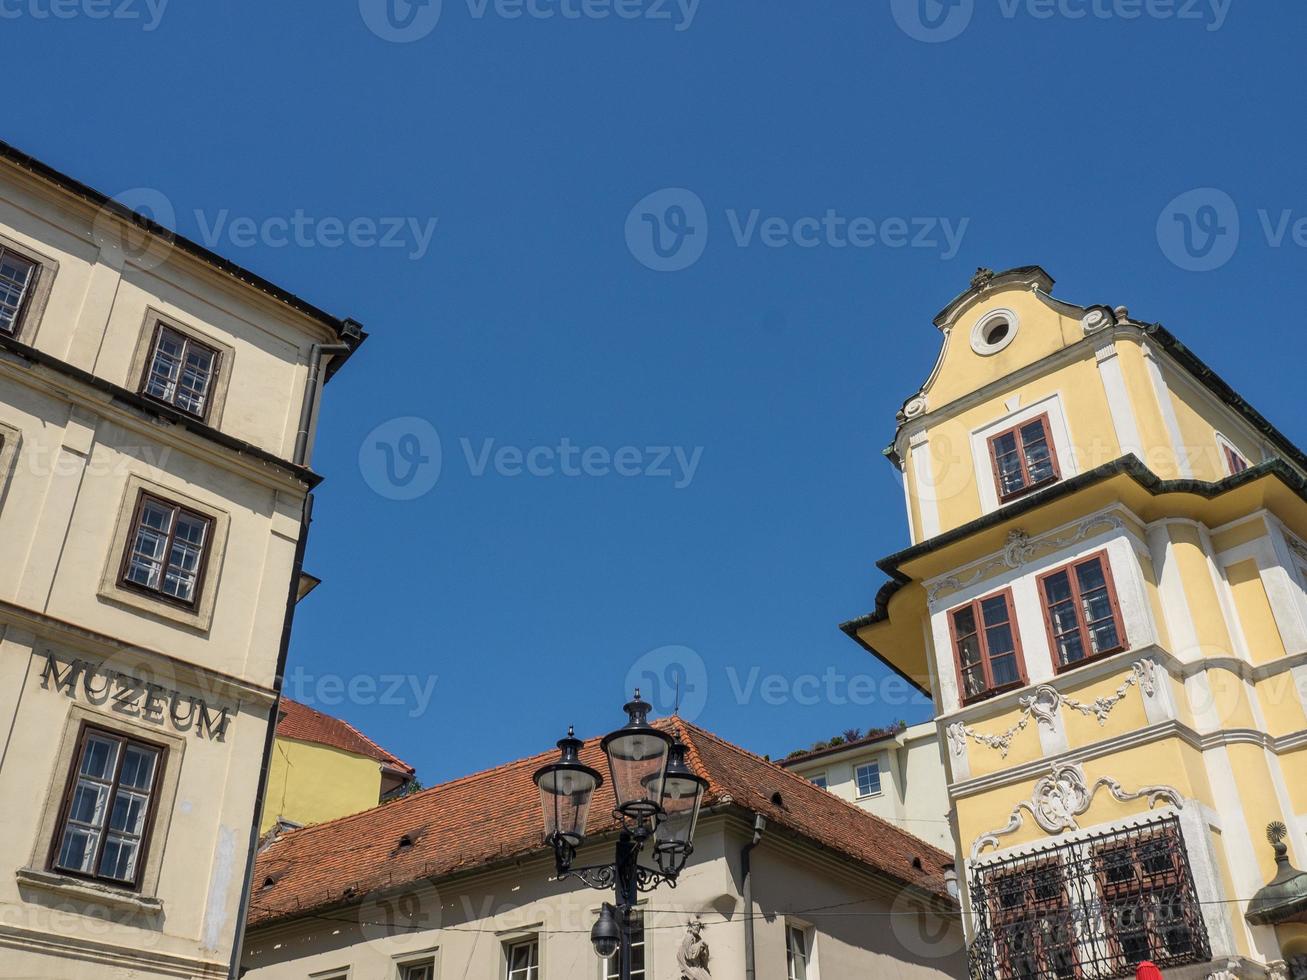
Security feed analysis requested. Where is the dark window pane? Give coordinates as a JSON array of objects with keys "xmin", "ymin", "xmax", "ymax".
[
  {"xmin": 953, "ymin": 606, "xmax": 977, "ymax": 637},
  {"xmin": 990, "ymin": 653, "xmax": 1019, "ymax": 688},
  {"xmin": 958, "ymin": 633, "xmax": 982, "ymax": 668},
  {"xmin": 981, "ymin": 595, "xmax": 1010, "ymax": 627},
  {"xmin": 1088, "ymin": 619, "xmax": 1121, "ymax": 655},
  {"xmin": 985, "ymin": 623, "xmax": 1015, "ymax": 658},
  {"xmin": 1055, "ymin": 631, "xmax": 1086, "ymax": 666},
  {"xmin": 1043, "ymin": 571, "xmax": 1073, "ymax": 605}
]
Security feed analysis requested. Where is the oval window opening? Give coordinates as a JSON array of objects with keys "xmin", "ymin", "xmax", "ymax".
[{"xmin": 983, "ymin": 319, "xmax": 1010, "ymax": 346}]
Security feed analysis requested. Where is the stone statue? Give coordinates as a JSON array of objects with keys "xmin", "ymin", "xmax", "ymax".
[{"xmin": 677, "ymin": 920, "xmax": 710, "ymax": 980}]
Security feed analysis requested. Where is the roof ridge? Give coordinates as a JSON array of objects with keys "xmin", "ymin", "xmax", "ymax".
[
  {"xmin": 278, "ymin": 697, "xmax": 414, "ymax": 774},
  {"xmin": 672, "ymin": 717, "xmax": 951, "ymax": 862}
]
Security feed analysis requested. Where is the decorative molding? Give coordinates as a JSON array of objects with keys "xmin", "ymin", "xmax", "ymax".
[
  {"xmin": 927, "ymin": 515, "xmax": 1125, "ymax": 604},
  {"xmin": 948, "ymin": 660, "xmax": 1156, "ymax": 759},
  {"xmin": 970, "ymin": 762, "xmax": 1183, "ymax": 858},
  {"xmin": 1286, "ymin": 535, "xmax": 1307, "ymax": 566},
  {"xmin": 1082, "ymin": 309, "xmax": 1113, "ymax": 335}
]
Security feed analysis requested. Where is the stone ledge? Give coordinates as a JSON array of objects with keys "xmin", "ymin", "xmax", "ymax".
[{"xmin": 15, "ymin": 866, "xmax": 164, "ymax": 915}]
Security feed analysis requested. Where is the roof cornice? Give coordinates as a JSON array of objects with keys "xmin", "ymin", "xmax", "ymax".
[{"xmin": 0, "ymin": 138, "xmax": 367, "ymax": 379}]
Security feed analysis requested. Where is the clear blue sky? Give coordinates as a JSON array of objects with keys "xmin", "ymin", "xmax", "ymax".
[{"xmin": 9, "ymin": 0, "xmax": 1305, "ymax": 785}]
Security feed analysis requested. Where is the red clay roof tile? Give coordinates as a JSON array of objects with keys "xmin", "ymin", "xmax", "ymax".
[
  {"xmin": 275, "ymin": 698, "xmax": 415, "ymax": 776},
  {"xmin": 247, "ymin": 718, "xmax": 953, "ymax": 929}
]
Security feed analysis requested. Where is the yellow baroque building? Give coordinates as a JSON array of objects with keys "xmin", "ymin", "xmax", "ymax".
[{"xmin": 843, "ymin": 266, "xmax": 1307, "ymax": 980}]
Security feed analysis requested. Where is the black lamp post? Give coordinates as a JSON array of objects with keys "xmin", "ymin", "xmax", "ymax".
[{"xmin": 533, "ymin": 691, "xmax": 707, "ymax": 980}]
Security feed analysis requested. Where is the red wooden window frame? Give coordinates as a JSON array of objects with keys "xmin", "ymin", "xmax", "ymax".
[
  {"xmin": 1092, "ymin": 823, "xmax": 1199, "ymax": 973},
  {"xmin": 1222, "ymin": 445, "xmax": 1249, "ymax": 475},
  {"xmin": 987, "ymin": 413, "xmax": 1061, "ymax": 502},
  {"xmin": 989, "ymin": 857, "xmax": 1078, "ymax": 980},
  {"xmin": 46, "ymin": 722, "xmax": 167, "ymax": 892},
  {"xmin": 948, "ymin": 587, "xmax": 1028, "ymax": 705},
  {"xmin": 1037, "ymin": 550, "xmax": 1128, "ymax": 673}
]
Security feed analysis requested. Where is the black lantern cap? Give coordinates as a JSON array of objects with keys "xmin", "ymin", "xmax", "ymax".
[
  {"xmin": 661, "ymin": 738, "xmax": 708, "ymax": 790},
  {"xmin": 533, "ymin": 728, "xmax": 605, "ymax": 790}
]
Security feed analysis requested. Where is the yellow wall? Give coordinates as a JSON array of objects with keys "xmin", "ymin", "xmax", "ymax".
[
  {"xmin": 261, "ymin": 738, "xmax": 383, "ymax": 832},
  {"xmin": 1169, "ymin": 523, "xmax": 1235, "ymax": 654},
  {"xmin": 1114, "ymin": 339, "xmax": 1184, "ymax": 479},
  {"xmin": 1227, "ymin": 559, "xmax": 1288, "ymax": 664},
  {"xmin": 1258, "ymin": 675, "xmax": 1307, "ymax": 738}
]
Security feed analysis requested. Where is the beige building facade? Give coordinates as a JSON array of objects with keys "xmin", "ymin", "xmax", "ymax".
[
  {"xmin": 0, "ymin": 140, "xmax": 363, "ymax": 978},
  {"xmin": 782, "ymin": 721, "xmax": 954, "ymax": 850},
  {"xmin": 241, "ymin": 719, "xmax": 967, "ymax": 980}
]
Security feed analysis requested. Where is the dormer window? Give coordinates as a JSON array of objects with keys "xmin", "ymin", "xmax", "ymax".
[
  {"xmin": 1215, "ymin": 433, "xmax": 1250, "ymax": 476},
  {"xmin": 988, "ymin": 414, "xmax": 1060, "ymax": 501},
  {"xmin": 141, "ymin": 323, "xmax": 220, "ymax": 421},
  {"xmin": 1224, "ymin": 449, "xmax": 1249, "ymax": 475}
]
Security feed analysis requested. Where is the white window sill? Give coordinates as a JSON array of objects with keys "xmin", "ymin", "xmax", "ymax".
[
  {"xmin": 16, "ymin": 867, "xmax": 163, "ymax": 915},
  {"xmin": 855, "ymin": 790, "xmax": 884, "ymax": 801}
]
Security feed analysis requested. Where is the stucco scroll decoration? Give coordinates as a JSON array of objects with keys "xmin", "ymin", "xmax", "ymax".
[
  {"xmin": 947, "ymin": 660, "xmax": 1157, "ymax": 759},
  {"xmin": 927, "ymin": 515, "xmax": 1125, "ymax": 604},
  {"xmin": 1081, "ymin": 309, "xmax": 1113, "ymax": 335},
  {"xmin": 969, "ymin": 762, "xmax": 1184, "ymax": 858}
]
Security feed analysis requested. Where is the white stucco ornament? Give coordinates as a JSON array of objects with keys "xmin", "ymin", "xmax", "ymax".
[
  {"xmin": 948, "ymin": 660, "xmax": 1158, "ymax": 759},
  {"xmin": 677, "ymin": 920, "xmax": 710, "ymax": 980},
  {"xmin": 970, "ymin": 762, "xmax": 1183, "ymax": 858},
  {"xmin": 1081, "ymin": 309, "xmax": 1112, "ymax": 335}
]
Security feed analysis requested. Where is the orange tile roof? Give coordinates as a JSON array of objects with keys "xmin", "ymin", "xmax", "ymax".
[
  {"xmin": 247, "ymin": 718, "xmax": 954, "ymax": 929},
  {"xmin": 275, "ymin": 698, "xmax": 415, "ymax": 776}
]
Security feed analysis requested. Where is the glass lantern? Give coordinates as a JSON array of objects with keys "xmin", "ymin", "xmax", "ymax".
[
  {"xmin": 653, "ymin": 738, "xmax": 707, "ymax": 874},
  {"xmin": 600, "ymin": 691, "xmax": 672, "ymax": 821},
  {"xmin": 533, "ymin": 727, "xmax": 602, "ymax": 846}
]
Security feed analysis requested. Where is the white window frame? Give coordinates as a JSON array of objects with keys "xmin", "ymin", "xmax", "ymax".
[
  {"xmin": 399, "ymin": 959, "xmax": 435, "ymax": 980},
  {"xmin": 786, "ymin": 921, "xmax": 815, "ymax": 980},
  {"xmin": 505, "ymin": 937, "xmax": 540, "ymax": 980},
  {"xmin": 809, "ymin": 772, "xmax": 828, "ymax": 790},
  {"xmin": 854, "ymin": 760, "xmax": 882, "ymax": 799},
  {"xmin": 970, "ymin": 394, "xmax": 1077, "ymax": 515}
]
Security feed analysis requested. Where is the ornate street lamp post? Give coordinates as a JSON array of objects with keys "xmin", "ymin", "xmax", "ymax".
[{"xmin": 534, "ymin": 692, "xmax": 707, "ymax": 980}]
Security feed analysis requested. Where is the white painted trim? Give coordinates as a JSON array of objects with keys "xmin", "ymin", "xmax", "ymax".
[
  {"xmin": 1201, "ymin": 745, "xmax": 1279, "ymax": 961},
  {"xmin": 969, "ymin": 392, "xmax": 1078, "ymax": 516},
  {"xmin": 970, "ymin": 308, "xmax": 1019, "ymax": 356},
  {"xmin": 1094, "ymin": 339, "xmax": 1145, "ymax": 459},
  {"xmin": 1147, "ymin": 522, "xmax": 1202, "ymax": 661},
  {"xmin": 1197, "ymin": 522, "xmax": 1252, "ymax": 662},
  {"xmin": 899, "ymin": 459, "xmax": 918, "ymax": 545},
  {"xmin": 909, "ymin": 430, "xmax": 941, "ymax": 540},
  {"xmin": 1141, "ymin": 342, "xmax": 1194, "ymax": 478}
]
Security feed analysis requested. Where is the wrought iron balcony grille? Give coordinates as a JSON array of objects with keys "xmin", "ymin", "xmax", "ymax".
[{"xmin": 967, "ymin": 815, "xmax": 1211, "ymax": 980}]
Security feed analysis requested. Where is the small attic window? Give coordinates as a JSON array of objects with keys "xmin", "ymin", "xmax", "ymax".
[{"xmin": 971, "ymin": 309, "xmax": 1019, "ymax": 356}]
